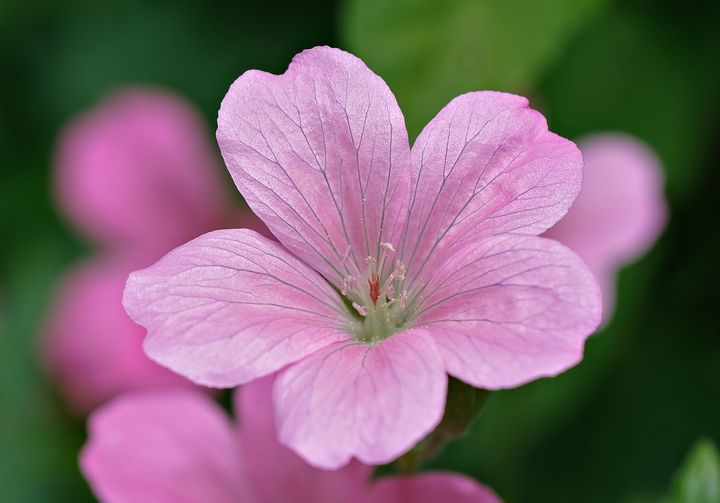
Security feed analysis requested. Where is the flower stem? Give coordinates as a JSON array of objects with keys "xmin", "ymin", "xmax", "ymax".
[{"xmin": 395, "ymin": 377, "xmax": 491, "ymax": 473}]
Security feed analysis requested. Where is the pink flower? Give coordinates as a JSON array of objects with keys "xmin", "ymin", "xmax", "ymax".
[
  {"xmin": 123, "ymin": 47, "xmax": 602, "ymax": 467},
  {"xmin": 43, "ymin": 88, "xmax": 234, "ymax": 412},
  {"xmin": 54, "ymin": 88, "xmax": 229, "ymax": 254},
  {"xmin": 81, "ymin": 377, "xmax": 502, "ymax": 503},
  {"xmin": 544, "ymin": 134, "xmax": 668, "ymax": 321}
]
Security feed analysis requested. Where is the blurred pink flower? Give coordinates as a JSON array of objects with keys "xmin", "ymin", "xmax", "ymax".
[
  {"xmin": 55, "ymin": 88, "xmax": 229, "ymax": 253},
  {"xmin": 123, "ymin": 47, "xmax": 601, "ymax": 467},
  {"xmin": 81, "ymin": 377, "xmax": 502, "ymax": 503},
  {"xmin": 44, "ymin": 255, "xmax": 192, "ymax": 412},
  {"xmin": 544, "ymin": 134, "xmax": 668, "ymax": 321},
  {"xmin": 43, "ymin": 88, "xmax": 263, "ymax": 412}
]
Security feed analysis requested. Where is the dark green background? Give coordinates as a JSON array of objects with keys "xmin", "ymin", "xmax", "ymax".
[{"xmin": 1, "ymin": 0, "xmax": 718, "ymax": 502}]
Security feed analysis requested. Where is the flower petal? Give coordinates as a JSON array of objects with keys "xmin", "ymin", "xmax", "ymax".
[
  {"xmin": 400, "ymin": 92, "xmax": 582, "ymax": 289},
  {"xmin": 236, "ymin": 378, "xmax": 371, "ymax": 502},
  {"xmin": 274, "ymin": 329, "xmax": 447, "ymax": 469},
  {"xmin": 217, "ymin": 46, "xmax": 412, "ymax": 286},
  {"xmin": 123, "ymin": 229, "xmax": 347, "ymax": 388},
  {"xmin": 367, "ymin": 473, "xmax": 503, "ymax": 503},
  {"xmin": 544, "ymin": 133, "xmax": 668, "ymax": 319},
  {"xmin": 416, "ymin": 235, "xmax": 601, "ymax": 389},
  {"xmin": 55, "ymin": 87, "xmax": 228, "ymax": 252},
  {"xmin": 80, "ymin": 390, "xmax": 252, "ymax": 503},
  {"xmin": 42, "ymin": 256, "xmax": 194, "ymax": 413}
]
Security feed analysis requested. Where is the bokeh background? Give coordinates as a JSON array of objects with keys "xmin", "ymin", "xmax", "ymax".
[{"xmin": 1, "ymin": 0, "xmax": 719, "ymax": 502}]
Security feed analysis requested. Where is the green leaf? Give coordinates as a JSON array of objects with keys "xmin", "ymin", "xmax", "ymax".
[
  {"xmin": 342, "ymin": 0, "xmax": 608, "ymax": 137},
  {"xmin": 539, "ymin": 4, "xmax": 720, "ymax": 201},
  {"xmin": 672, "ymin": 439, "xmax": 720, "ymax": 503}
]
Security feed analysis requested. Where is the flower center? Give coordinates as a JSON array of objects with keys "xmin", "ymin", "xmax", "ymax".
[{"xmin": 339, "ymin": 242, "xmax": 413, "ymax": 343}]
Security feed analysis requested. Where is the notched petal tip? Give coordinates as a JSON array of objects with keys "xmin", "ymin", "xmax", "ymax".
[
  {"xmin": 402, "ymin": 90, "xmax": 584, "ymax": 289},
  {"xmin": 544, "ymin": 132, "xmax": 667, "ymax": 321},
  {"xmin": 274, "ymin": 330, "xmax": 447, "ymax": 469},
  {"xmin": 420, "ymin": 234, "xmax": 602, "ymax": 390},
  {"xmin": 216, "ymin": 46, "xmax": 412, "ymax": 289}
]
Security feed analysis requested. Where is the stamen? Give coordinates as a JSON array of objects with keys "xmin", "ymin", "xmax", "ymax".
[
  {"xmin": 378, "ymin": 242, "xmax": 395, "ymax": 277},
  {"xmin": 386, "ymin": 283, "xmax": 396, "ymax": 300},
  {"xmin": 340, "ymin": 246, "xmax": 352, "ymax": 265},
  {"xmin": 365, "ymin": 256, "xmax": 377, "ymax": 266},
  {"xmin": 399, "ymin": 290, "xmax": 408, "ymax": 309},
  {"xmin": 393, "ymin": 261, "xmax": 406, "ymax": 279},
  {"xmin": 341, "ymin": 275, "xmax": 355, "ymax": 295},
  {"xmin": 352, "ymin": 301, "xmax": 368, "ymax": 317}
]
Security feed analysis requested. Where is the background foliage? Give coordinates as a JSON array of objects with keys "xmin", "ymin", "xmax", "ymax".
[{"xmin": 1, "ymin": 0, "xmax": 718, "ymax": 502}]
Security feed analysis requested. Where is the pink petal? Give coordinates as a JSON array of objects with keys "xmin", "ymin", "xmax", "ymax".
[
  {"xmin": 41, "ymin": 256, "xmax": 194, "ymax": 413},
  {"xmin": 80, "ymin": 390, "xmax": 253, "ymax": 503},
  {"xmin": 217, "ymin": 46, "xmax": 412, "ymax": 286},
  {"xmin": 417, "ymin": 235, "xmax": 601, "ymax": 389},
  {"xmin": 367, "ymin": 473, "xmax": 503, "ymax": 503},
  {"xmin": 236, "ymin": 378, "xmax": 371, "ymax": 502},
  {"xmin": 123, "ymin": 229, "xmax": 347, "ymax": 387},
  {"xmin": 544, "ymin": 133, "xmax": 668, "ymax": 318},
  {"xmin": 400, "ymin": 92, "xmax": 582, "ymax": 288},
  {"xmin": 274, "ymin": 329, "xmax": 447, "ymax": 468},
  {"xmin": 55, "ymin": 87, "xmax": 228, "ymax": 252}
]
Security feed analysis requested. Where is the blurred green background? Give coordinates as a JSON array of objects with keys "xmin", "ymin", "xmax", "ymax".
[{"xmin": 1, "ymin": 0, "xmax": 718, "ymax": 501}]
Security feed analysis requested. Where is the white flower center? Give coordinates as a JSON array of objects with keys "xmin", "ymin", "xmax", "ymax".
[{"xmin": 339, "ymin": 242, "xmax": 413, "ymax": 343}]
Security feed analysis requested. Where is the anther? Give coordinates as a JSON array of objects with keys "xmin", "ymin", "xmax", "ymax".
[
  {"xmin": 352, "ymin": 301, "xmax": 368, "ymax": 317},
  {"xmin": 399, "ymin": 290, "xmax": 408, "ymax": 308},
  {"xmin": 391, "ymin": 261, "xmax": 406, "ymax": 280},
  {"xmin": 341, "ymin": 275, "xmax": 355, "ymax": 295}
]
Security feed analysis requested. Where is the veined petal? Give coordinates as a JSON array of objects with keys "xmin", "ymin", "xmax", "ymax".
[
  {"xmin": 217, "ymin": 46, "xmax": 412, "ymax": 286},
  {"xmin": 544, "ymin": 134, "xmax": 668, "ymax": 319},
  {"xmin": 274, "ymin": 329, "xmax": 447, "ymax": 469},
  {"xmin": 400, "ymin": 92, "xmax": 582, "ymax": 289},
  {"xmin": 123, "ymin": 229, "xmax": 347, "ymax": 388},
  {"xmin": 81, "ymin": 391, "xmax": 253, "ymax": 503},
  {"xmin": 367, "ymin": 473, "xmax": 503, "ymax": 503},
  {"xmin": 55, "ymin": 87, "xmax": 228, "ymax": 252},
  {"xmin": 236, "ymin": 378, "xmax": 371, "ymax": 503},
  {"xmin": 42, "ymin": 256, "xmax": 195, "ymax": 413},
  {"xmin": 416, "ymin": 235, "xmax": 601, "ymax": 389}
]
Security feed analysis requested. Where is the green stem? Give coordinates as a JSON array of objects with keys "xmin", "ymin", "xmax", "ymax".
[{"xmin": 395, "ymin": 378, "xmax": 491, "ymax": 473}]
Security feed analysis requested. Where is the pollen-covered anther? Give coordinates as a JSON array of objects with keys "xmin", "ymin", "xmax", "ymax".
[
  {"xmin": 399, "ymin": 290, "xmax": 408, "ymax": 309},
  {"xmin": 380, "ymin": 242, "xmax": 395, "ymax": 252},
  {"xmin": 365, "ymin": 256, "xmax": 376, "ymax": 266},
  {"xmin": 352, "ymin": 301, "xmax": 368, "ymax": 317},
  {"xmin": 391, "ymin": 261, "xmax": 406, "ymax": 280},
  {"xmin": 386, "ymin": 283, "xmax": 396, "ymax": 300},
  {"xmin": 341, "ymin": 275, "xmax": 355, "ymax": 295}
]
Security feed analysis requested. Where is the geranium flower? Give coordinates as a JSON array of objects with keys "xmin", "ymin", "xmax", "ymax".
[
  {"xmin": 544, "ymin": 133, "xmax": 667, "ymax": 321},
  {"xmin": 81, "ymin": 377, "xmax": 502, "ymax": 503},
  {"xmin": 124, "ymin": 47, "xmax": 602, "ymax": 467},
  {"xmin": 43, "ymin": 88, "xmax": 233, "ymax": 412}
]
